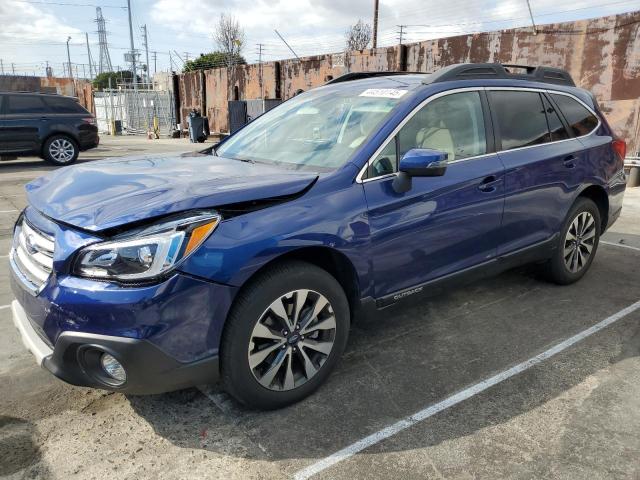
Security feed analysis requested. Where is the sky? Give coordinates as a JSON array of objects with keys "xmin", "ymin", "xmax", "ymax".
[{"xmin": 0, "ymin": 0, "xmax": 639, "ymax": 78}]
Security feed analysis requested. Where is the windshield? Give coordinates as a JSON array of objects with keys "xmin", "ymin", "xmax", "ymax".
[{"xmin": 216, "ymin": 86, "xmax": 405, "ymax": 171}]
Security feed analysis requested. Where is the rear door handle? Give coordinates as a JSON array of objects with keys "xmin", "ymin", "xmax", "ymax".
[
  {"xmin": 563, "ymin": 155, "xmax": 577, "ymax": 169},
  {"xmin": 478, "ymin": 175, "xmax": 499, "ymax": 193}
]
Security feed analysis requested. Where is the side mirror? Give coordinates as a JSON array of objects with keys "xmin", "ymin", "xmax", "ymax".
[{"xmin": 392, "ymin": 148, "xmax": 448, "ymax": 193}]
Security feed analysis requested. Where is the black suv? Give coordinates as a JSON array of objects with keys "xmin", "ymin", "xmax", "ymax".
[{"xmin": 0, "ymin": 92, "xmax": 99, "ymax": 165}]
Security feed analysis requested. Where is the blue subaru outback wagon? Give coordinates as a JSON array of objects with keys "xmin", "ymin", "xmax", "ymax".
[{"xmin": 11, "ymin": 63, "xmax": 627, "ymax": 409}]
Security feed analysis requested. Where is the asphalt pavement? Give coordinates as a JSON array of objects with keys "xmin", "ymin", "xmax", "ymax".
[{"xmin": 1, "ymin": 139, "xmax": 639, "ymax": 479}]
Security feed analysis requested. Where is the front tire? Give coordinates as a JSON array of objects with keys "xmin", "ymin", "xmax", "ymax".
[
  {"xmin": 43, "ymin": 135, "xmax": 79, "ymax": 165},
  {"xmin": 542, "ymin": 197, "xmax": 600, "ymax": 285},
  {"xmin": 221, "ymin": 261, "xmax": 350, "ymax": 409}
]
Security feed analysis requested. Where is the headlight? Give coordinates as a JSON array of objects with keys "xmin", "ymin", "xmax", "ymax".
[{"xmin": 74, "ymin": 212, "xmax": 220, "ymax": 281}]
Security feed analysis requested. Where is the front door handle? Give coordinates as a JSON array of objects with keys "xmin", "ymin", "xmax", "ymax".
[
  {"xmin": 563, "ymin": 155, "xmax": 577, "ymax": 169},
  {"xmin": 478, "ymin": 175, "xmax": 499, "ymax": 193}
]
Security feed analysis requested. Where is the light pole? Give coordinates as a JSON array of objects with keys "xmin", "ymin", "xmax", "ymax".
[{"xmin": 66, "ymin": 36, "xmax": 72, "ymax": 79}]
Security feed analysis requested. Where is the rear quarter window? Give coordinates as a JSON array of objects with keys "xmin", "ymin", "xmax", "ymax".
[
  {"xmin": 43, "ymin": 96, "xmax": 89, "ymax": 114},
  {"xmin": 550, "ymin": 93, "xmax": 599, "ymax": 137},
  {"xmin": 489, "ymin": 90, "xmax": 550, "ymax": 150}
]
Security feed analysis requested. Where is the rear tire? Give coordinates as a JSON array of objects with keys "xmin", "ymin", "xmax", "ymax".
[
  {"xmin": 542, "ymin": 197, "xmax": 600, "ymax": 285},
  {"xmin": 43, "ymin": 135, "xmax": 79, "ymax": 165},
  {"xmin": 221, "ymin": 260, "xmax": 350, "ymax": 410}
]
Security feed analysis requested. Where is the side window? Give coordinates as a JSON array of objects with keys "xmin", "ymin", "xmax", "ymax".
[
  {"xmin": 368, "ymin": 91, "xmax": 487, "ymax": 179},
  {"xmin": 398, "ymin": 91, "xmax": 486, "ymax": 162},
  {"xmin": 43, "ymin": 96, "xmax": 88, "ymax": 114},
  {"xmin": 7, "ymin": 95, "xmax": 47, "ymax": 114},
  {"xmin": 369, "ymin": 138, "xmax": 398, "ymax": 178},
  {"xmin": 490, "ymin": 91, "xmax": 549, "ymax": 150},
  {"xmin": 551, "ymin": 93, "xmax": 599, "ymax": 137},
  {"xmin": 542, "ymin": 95, "xmax": 569, "ymax": 142}
]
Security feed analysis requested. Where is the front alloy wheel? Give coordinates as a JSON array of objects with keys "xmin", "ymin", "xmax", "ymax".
[
  {"xmin": 248, "ymin": 289, "xmax": 336, "ymax": 391},
  {"xmin": 221, "ymin": 261, "xmax": 349, "ymax": 409}
]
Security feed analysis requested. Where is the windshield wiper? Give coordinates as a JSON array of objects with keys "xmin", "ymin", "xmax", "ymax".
[{"xmin": 233, "ymin": 156, "xmax": 255, "ymax": 164}]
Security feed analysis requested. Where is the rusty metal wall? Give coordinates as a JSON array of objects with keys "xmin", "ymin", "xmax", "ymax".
[
  {"xmin": 0, "ymin": 76, "xmax": 94, "ymax": 112},
  {"xmin": 404, "ymin": 11, "xmax": 640, "ymax": 152},
  {"xmin": 176, "ymin": 71, "xmax": 203, "ymax": 129},
  {"xmin": 175, "ymin": 11, "xmax": 640, "ymax": 151},
  {"xmin": 203, "ymin": 63, "xmax": 279, "ymax": 133}
]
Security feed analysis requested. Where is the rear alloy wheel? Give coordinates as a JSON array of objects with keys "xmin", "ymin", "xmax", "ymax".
[
  {"xmin": 542, "ymin": 197, "xmax": 600, "ymax": 285},
  {"xmin": 563, "ymin": 211, "xmax": 597, "ymax": 273},
  {"xmin": 43, "ymin": 135, "xmax": 79, "ymax": 165},
  {"xmin": 221, "ymin": 261, "xmax": 349, "ymax": 409}
]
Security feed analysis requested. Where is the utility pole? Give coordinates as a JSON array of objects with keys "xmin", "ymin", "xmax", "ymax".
[
  {"xmin": 525, "ymin": 0, "xmax": 537, "ymax": 35},
  {"xmin": 66, "ymin": 36, "xmax": 72, "ymax": 79},
  {"xmin": 256, "ymin": 43, "xmax": 264, "ymax": 99},
  {"xmin": 0, "ymin": 59, "xmax": 4, "ymax": 75},
  {"xmin": 12, "ymin": 63, "xmax": 15, "ymax": 75},
  {"xmin": 85, "ymin": 32, "xmax": 94, "ymax": 78},
  {"xmin": 152, "ymin": 51, "xmax": 157, "ymax": 75},
  {"xmin": 372, "ymin": 0, "xmax": 379, "ymax": 49},
  {"xmin": 183, "ymin": 52, "xmax": 190, "ymax": 62},
  {"xmin": 398, "ymin": 25, "xmax": 405, "ymax": 45},
  {"xmin": 126, "ymin": 0, "xmax": 137, "ymax": 88},
  {"xmin": 141, "ymin": 25, "xmax": 150, "ymax": 86}
]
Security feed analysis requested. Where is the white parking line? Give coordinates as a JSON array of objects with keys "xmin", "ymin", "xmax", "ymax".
[
  {"xmin": 0, "ymin": 304, "xmax": 10, "ymax": 310},
  {"xmin": 0, "ymin": 210, "xmax": 18, "ymax": 213},
  {"xmin": 601, "ymin": 240, "xmax": 640, "ymax": 252},
  {"xmin": 293, "ymin": 299, "xmax": 640, "ymax": 480}
]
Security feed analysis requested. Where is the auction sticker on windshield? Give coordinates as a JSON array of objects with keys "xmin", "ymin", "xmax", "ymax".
[{"xmin": 359, "ymin": 88, "xmax": 408, "ymax": 99}]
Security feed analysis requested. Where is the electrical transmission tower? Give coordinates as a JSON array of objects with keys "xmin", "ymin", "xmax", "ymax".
[{"xmin": 95, "ymin": 7, "xmax": 113, "ymax": 73}]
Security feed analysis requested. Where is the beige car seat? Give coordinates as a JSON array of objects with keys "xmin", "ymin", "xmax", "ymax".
[{"xmin": 415, "ymin": 124, "xmax": 455, "ymax": 161}]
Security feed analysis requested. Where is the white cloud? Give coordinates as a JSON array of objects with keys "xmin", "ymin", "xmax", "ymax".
[{"xmin": 0, "ymin": 0, "xmax": 83, "ymax": 47}]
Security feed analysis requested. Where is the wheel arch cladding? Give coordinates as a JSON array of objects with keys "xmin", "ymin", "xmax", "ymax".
[
  {"xmin": 578, "ymin": 185, "xmax": 608, "ymax": 232},
  {"xmin": 235, "ymin": 246, "xmax": 361, "ymax": 321}
]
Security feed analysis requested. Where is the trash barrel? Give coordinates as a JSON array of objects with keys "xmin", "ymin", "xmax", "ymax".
[
  {"xmin": 628, "ymin": 166, "xmax": 640, "ymax": 187},
  {"xmin": 187, "ymin": 110, "xmax": 207, "ymax": 143}
]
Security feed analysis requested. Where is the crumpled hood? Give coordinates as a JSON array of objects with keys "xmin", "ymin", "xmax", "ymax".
[{"xmin": 26, "ymin": 154, "xmax": 318, "ymax": 232}]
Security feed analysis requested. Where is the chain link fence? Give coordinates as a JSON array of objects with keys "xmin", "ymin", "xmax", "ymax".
[{"xmin": 94, "ymin": 87, "xmax": 176, "ymax": 136}]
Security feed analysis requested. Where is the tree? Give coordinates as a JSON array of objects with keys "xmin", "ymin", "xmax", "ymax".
[
  {"xmin": 92, "ymin": 70, "xmax": 141, "ymax": 90},
  {"xmin": 182, "ymin": 51, "xmax": 246, "ymax": 73},
  {"xmin": 345, "ymin": 19, "xmax": 372, "ymax": 51},
  {"xmin": 214, "ymin": 14, "xmax": 245, "ymax": 66}
]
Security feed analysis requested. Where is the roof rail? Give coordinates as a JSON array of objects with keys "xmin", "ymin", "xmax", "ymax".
[
  {"xmin": 326, "ymin": 71, "xmax": 425, "ymax": 84},
  {"xmin": 0, "ymin": 90, "xmax": 60, "ymax": 95},
  {"xmin": 424, "ymin": 63, "xmax": 575, "ymax": 87}
]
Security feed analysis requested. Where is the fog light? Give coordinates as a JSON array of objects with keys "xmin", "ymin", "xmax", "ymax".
[{"xmin": 100, "ymin": 353, "xmax": 126, "ymax": 383}]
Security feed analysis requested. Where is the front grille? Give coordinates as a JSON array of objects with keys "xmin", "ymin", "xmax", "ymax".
[{"xmin": 10, "ymin": 218, "xmax": 55, "ymax": 295}]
